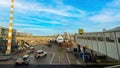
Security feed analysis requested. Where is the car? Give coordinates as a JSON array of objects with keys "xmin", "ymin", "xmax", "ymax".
[
  {"xmin": 34, "ymin": 50, "xmax": 47, "ymax": 58},
  {"xmin": 66, "ymin": 48, "xmax": 72, "ymax": 52},
  {"xmin": 15, "ymin": 55, "xmax": 30, "ymax": 65}
]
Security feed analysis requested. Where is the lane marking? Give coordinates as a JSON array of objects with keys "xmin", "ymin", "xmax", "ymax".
[
  {"xmin": 65, "ymin": 53, "xmax": 71, "ymax": 64},
  {"xmin": 58, "ymin": 56, "xmax": 60, "ymax": 64},
  {"xmin": 49, "ymin": 52, "xmax": 55, "ymax": 64}
]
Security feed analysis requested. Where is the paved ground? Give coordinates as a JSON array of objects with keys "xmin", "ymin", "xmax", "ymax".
[
  {"xmin": 0, "ymin": 43, "xmax": 117, "ymax": 68},
  {"xmin": 29, "ymin": 43, "xmax": 78, "ymax": 64},
  {"xmin": 0, "ymin": 43, "xmax": 79, "ymax": 65}
]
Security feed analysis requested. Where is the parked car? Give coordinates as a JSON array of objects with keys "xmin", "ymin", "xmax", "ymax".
[
  {"xmin": 15, "ymin": 55, "xmax": 30, "ymax": 65},
  {"xmin": 66, "ymin": 48, "xmax": 72, "ymax": 52},
  {"xmin": 34, "ymin": 50, "xmax": 47, "ymax": 58}
]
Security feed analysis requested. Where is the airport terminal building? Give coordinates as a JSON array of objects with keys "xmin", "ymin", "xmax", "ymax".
[{"xmin": 0, "ymin": 27, "xmax": 16, "ymax": 53}]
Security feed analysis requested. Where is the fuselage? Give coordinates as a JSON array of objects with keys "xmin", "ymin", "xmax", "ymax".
[{"xmin": 56, "ymin": 35, "xmax": 64, "ymax": 43}]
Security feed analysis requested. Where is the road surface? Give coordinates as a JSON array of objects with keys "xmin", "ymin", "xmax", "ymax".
[{"xmin": 0, "ymin": 43, "xmax": 79, "ymax": 64}]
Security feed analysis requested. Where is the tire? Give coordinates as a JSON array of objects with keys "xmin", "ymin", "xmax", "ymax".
[
  {"xmin": 35, "ymin": 56, "xmax": 38, "ymax": 58},
  {"xmin": 22, "ymin": 62, "xmax": 25, "ymax": 64},
  {"xmin": 24, "ymin": 62, "xmax": 29, "ymax": 65},
  {"xmin": 15, "ymin": 62, "xmax": 19, "ymax": 65},
  {"xmin": 26, "ymin": 63, "xmax": 29, "ymax": 65},
  {"xmin": 44, "ymin": 54, "xmax": 47, "ymax": 57}
]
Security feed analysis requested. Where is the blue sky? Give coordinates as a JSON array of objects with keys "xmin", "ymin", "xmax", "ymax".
[{"xmin": 0, "ymin": 0, "xmax": 120, "ymax": 36}]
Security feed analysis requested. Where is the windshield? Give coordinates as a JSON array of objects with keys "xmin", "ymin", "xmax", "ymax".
[
  {"xmin": 0, "ymin": 0, "xmax": 120, "ymax": 68},
  {"xmin": 23, "ymin": 57, "xmax": 28, "ymax": 61}
]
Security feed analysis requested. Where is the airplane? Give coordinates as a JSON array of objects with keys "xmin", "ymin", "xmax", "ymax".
[{"xmin": 56, "ymin": 35, "xmax": 64, "ymax": 43}]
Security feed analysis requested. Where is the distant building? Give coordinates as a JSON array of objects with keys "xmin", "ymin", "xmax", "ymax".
[
  {"xmin": 16, "ymin": 32, "xmax": 32, "ymax": 37},
  {"xmin": 0, "ymin": 27, "xmax": 16, "ymax": 53}
]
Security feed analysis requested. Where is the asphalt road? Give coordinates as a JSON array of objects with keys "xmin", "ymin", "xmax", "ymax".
[
  {"xmin": 29, "ymin": 43, "xmax": 78, "ymax": 64},
  {"xmin": 0, "ymin": 43, "xmax": 112, "ymax": 68},
  {"xmin": 0, "ymin": 43, "xmax": 79, "ymax": 64}
]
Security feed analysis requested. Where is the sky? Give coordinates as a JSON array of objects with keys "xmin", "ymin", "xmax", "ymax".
[{"xmin": 0, "ymin": 0, "xmax": 120, "ymax": 36}]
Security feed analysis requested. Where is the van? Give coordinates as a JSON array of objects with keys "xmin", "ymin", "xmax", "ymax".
[{"xmin": 34, "ymin": 50, "xmax": 47, "ymax": 58}]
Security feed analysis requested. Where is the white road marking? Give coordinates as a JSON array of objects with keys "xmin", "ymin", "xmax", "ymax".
[
  {"xmin": 76, "ymin": 60, "xmax": 81, "ymax": 64},
  {"xmin": 49, "ymin": 52, "xmax": 55, "ymax": 64},
  {"xmin": 65, "ymin": 53, "xmax": 71, "ymax": 64}
]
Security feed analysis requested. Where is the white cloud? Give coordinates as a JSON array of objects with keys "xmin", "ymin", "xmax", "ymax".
[
  {"xmin": 0, "ymin": 0, "xmax": 11, "ymax": 7},
  {"xmin": 14, "ymin": 23, "xmax": 44, "ymax": 27},
  {"xmin": 90, "ymin": 13, "xmax": 120, "ymax": 23},
  {"xmin": 0, "ymin": 22, "xmax": 9, "ymax": 28},
  {"xmin": 20, "ymin": 27, "xmax": 54, "ymax": 31},
  {"xmin": 32, "ymin": 18, "xmax": 63, "ymax": 24},
  {"xmin": 0, "ymin": 0, "xmax": 86, "ymax": 17},
  {"xmin": 89, "ymin": 0, "xmax": 120, "ymax": 23},
  {"xmin": 2, "ymin": 0, "xmax": 120, "ymax": 35},
  {"xmin": 17, "ymin": 27, "xmax": 58, "ymax": 36},
  {"xmin": 107, "ymin": 0, "xmax": 120, "ymax": 8},
  {"xmin": 0, "ymin": 0, "xmax": 87, "ymax": 28},
  {"xmin": 15, "ymin": 16, "xmax": 66, "ymax": 25}
]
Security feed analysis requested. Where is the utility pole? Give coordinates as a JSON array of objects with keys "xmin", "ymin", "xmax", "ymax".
[{"xmin": 6, "ymin": 0, "xmax": 14, "ymax": 54}]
